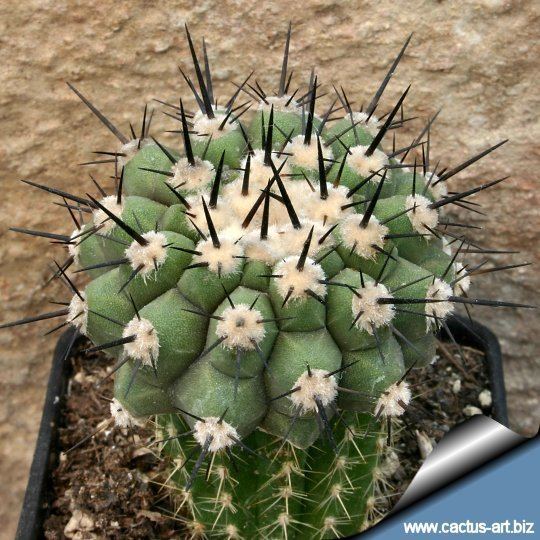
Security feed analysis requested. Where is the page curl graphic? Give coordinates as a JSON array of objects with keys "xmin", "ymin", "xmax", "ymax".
[
  {"xmin": 392, "ymin": 415, "xmax": 528, "ymax": 513},
  {"xmin": 354, "ymin": 416, "xmax": 538, "ymax": 539}
]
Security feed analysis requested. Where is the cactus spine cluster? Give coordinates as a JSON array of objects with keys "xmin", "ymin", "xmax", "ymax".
[{"xmin": 3, "ymin": 24, "xmax": 533, "ymax": 540}]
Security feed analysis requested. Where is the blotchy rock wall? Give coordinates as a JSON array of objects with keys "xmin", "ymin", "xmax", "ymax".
[{"xmin": 0, "ymin": 1, "xmax": 538, "ymax": 536}]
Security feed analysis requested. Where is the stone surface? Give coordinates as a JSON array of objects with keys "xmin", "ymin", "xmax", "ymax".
[{"xmin": 1, "ymin": 1, "xmax": 538, "ymax": 537}]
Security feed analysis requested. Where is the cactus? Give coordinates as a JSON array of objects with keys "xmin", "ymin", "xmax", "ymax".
[{"xmin": 3, "ymin": 24, "xmax": 533, "ymax": 539}]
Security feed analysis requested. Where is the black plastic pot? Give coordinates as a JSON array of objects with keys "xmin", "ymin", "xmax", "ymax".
[
  {"xmin": 15, "ymin": 316, "xmax": 507, "ymax": 539},
  {"xmin": 15, "ymin": 327, "xmax": 80, "ymax": 540},
  {"xmin": 441, "ymin": 315, "xmax": 508, "ymax": 426}
]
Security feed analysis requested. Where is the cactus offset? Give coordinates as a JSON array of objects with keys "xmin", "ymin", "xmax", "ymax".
[{"xmin": 3, "ymin": 24, "xmax": 533, "ymax": 540}]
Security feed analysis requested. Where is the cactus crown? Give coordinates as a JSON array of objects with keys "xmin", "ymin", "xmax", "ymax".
[{"xmin": 3, "ymin": 23, "xmax": 532, "ymax": 539}]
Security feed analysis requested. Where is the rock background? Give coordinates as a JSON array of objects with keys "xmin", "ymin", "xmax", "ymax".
[{"xmin": 1, "ymin": 0, "xmax": 538, "ymax": 536}]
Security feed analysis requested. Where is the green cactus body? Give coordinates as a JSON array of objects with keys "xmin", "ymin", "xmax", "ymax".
[
  {"xmin": 68, "ymin": 89, "xmax": 456, "ymax": 536},
  {"xmin": 6, "ymin": 26, "xmax": 519, "ymax": 540}
]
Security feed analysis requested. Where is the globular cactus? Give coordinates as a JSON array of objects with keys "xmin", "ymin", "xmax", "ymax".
[{"xmin": 3, "ymin": 24, "xmax": 533, "ymax": 539}]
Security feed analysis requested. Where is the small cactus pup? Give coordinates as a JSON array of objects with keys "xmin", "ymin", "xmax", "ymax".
[{"xmin": 3, "ymin": 24, "xmax": 534, "ymax": 539}]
